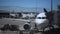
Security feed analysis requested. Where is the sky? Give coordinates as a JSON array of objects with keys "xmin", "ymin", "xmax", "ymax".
[{"xmin": 0, "ymin": 0, "xmax": 60, "ymax": 12}]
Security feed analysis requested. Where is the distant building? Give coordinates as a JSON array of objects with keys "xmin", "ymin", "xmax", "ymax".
[
  {"xmin": 20, "ymin": 12, "xmax": 37, "ymax": 19},
  {"xmin": 0, "ymin": 10, "xmax": 10, "ymax": 18},
  {"xmin": 0, "ymin": 10, "xmax": 38, "ymax": 19},
  {"xmin": 0, "ymin": 10, "xmax": 22, "ymax": 18}
]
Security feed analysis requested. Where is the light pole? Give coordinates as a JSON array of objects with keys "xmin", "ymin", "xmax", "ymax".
[
  {"xmin": 51, "ymin": 0, "xmax": 53, "ymax": 12},
  {"xmin": 36, "ymin": 0, "xmax": 37, "ymax": 15}
]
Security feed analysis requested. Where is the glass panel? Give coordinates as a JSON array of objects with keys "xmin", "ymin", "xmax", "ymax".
[{"xmin": 37, "ymin": 17, "xmax": 41, "ymax": 19}]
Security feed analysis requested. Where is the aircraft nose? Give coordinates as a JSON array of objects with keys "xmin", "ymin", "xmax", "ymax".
[{"xmin": 35, "ymin": 19, "xmax": 48, "ymax": 25}]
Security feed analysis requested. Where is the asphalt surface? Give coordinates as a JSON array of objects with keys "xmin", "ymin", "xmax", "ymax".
[
  {"xmin": 0, "ymin": 18, "xmax": 59, "ymax": 34},
  {"xmin": 0, "ymin": 18, "xmax": 35, "ymax": 30},
  {"xmin": 0, "ymin": 18, "xmax": 44, "ymax": 34}
]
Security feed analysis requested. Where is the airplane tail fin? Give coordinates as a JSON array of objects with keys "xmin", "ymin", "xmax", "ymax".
[{"xmin": 43, "ymin": 8, "xmax": 48, "ymax": 13}]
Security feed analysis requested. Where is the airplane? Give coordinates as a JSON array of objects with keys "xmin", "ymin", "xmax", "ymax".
[
  {"xmin": 35, "ymin": 8, "xmax": 54, "ymax": 30},
  {"xmin": 23, "ymin": 8, "xmax": 50, "ymax": 30},
  {"xmin": 35, "ymin": 12, "xmax": 49, "ymax": 30},
  {"xmin": 10, "ymin": 13, "xmax": 19, "ymax": 18}
]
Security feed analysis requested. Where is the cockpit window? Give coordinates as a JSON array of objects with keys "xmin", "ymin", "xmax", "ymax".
[
  {"xmin": 42, "ymin": 17, "xmax": 47, "ymax": 19},
  {"xmin": 42, "ymin": 17, "xmax": 46, "ymax": 19},
  {"xmin": 38, "ymin": 17, "xmax": 41, "ymax": 19},
  {"xmin": 37, "ymin": 17, "xmax": 47, "ymax": 19}
]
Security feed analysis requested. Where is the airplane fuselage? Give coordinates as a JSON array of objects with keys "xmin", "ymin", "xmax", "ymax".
[{"xmin": 35, "ymin": 13, "xmax": 49, "ymax": 29}]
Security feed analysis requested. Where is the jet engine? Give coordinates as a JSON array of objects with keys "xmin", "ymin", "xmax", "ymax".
[{"xmin": 23, "ymin": 22, "xmax": 31, "ymax": 30}]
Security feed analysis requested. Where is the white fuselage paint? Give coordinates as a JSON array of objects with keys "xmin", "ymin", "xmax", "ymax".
[{"xmin": 35, "ymin": 13, "xmax": 49, "ymax": 30}]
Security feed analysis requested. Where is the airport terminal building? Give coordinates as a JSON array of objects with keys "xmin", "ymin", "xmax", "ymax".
[{"xmin": 0, "ymin": 10, "xmax": 37, "ymax": 19}]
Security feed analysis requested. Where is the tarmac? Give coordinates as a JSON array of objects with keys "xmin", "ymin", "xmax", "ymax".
[
  {"xmin": 0, "ymin": 18, "xmax": 35, "ymax": 30},
  {"xmin": 0, "ymin": 18, "xmax": 43, "ymax": 34}
]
